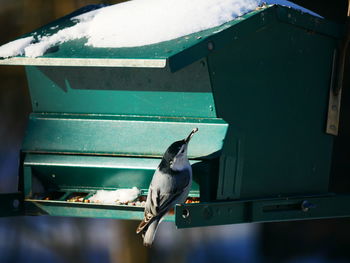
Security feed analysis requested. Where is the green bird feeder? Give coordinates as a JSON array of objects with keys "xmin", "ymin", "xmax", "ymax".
[{"xmin": 1, "ymin": 4, "xmax": 349, "ymax": 228}]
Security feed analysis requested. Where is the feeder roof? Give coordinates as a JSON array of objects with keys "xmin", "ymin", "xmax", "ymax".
[{"xmin": 0, "ymin": 4, "xmax": 342, "ymax": 72}]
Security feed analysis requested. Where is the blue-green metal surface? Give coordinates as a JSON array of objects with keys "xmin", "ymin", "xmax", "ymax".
[
  {"xmin": 22, "ymin": 114, "xmax": 228, "ymax": 158},
  {"xmin": 209, "ymin": 7, "xmax": 337, "ymax": 200},
  {"xmin": 25, "ymin": 59, "xmax": 217, "ymax": 117},
  {"xmin": 24, "ymin": 153, "xmax": 205, "ymax": 196},
  {"xmin": 24, "ymin": 200, "xmax": 174, "ymax": 221},
  {"xmin": 25, "ymin": 201, "xmax": 145, "ymax": 220}
]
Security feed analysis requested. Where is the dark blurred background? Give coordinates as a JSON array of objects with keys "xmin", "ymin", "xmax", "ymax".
[{"xmin": 1, "ymin": 1, "xmax": 350, "ymax": 263}]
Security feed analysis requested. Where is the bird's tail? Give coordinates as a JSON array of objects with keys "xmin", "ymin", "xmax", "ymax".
[{"xmin": 142, "ymin": 218, "xmax": 160, "ymax": 247}]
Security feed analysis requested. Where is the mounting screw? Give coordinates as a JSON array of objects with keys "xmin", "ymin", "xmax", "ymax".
[
  {"xmin": 301, "ymin": 200, "xmax": 316, "ymax": 212},
  {"xmin": 13, "ymin": 199, "xmax": 20, "ymax": 209},
  {"xmin": 329, "ymin": 125, "xmax": 337, "ymax": 131},
  {"xmin": 207, "ymin": 41, "xmax": 215, "ymax": 51},
  {"xmin": 182, "ymin": 208, "xmax": 190, "ymax": 219}
]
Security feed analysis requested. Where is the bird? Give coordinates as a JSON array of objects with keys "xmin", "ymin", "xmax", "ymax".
[{"xmin": 136, "ymin": 128, "xmax": 198, "ymax": 247}]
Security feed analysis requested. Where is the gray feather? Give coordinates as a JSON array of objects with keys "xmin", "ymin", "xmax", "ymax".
[
  {"xmin": 143, "ymin": 217, "xmax": 160, "ymax": 247},
  {"xmin": 146, "ymin": 168, "xmax": 191, "ymax": 215}
]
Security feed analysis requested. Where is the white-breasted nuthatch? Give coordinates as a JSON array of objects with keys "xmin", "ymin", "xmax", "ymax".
[{"xmin": 136, "ymin": 128, "xmax": 198, "ymax": 246}]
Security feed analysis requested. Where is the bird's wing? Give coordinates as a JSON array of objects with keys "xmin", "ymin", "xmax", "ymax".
[
  {"xmin": 148, "ymin": 168, "xmax": 190, "ymax": 214},
  {"xmin": 155, "ymin": 168, "xmax": 191, "ymax": 214},
  {"xmin": 136, "ymin": 168, "xmax": 190, "ymax": 234},
  {"xmin": 136, "ymin": 188, "xmax": 185, "ymax": 234}
]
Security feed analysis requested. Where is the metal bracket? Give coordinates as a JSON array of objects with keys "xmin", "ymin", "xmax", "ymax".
[
  {"xmin": 326, "ymin": 50, "xmax": 342, "ymax": 135},
  {"xmin": 175, "ymin": 194, "xmax": 350, "ymax": 228}
]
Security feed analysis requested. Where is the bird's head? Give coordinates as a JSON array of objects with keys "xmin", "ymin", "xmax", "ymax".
[{"xmin": 159, "ymin": 128, "xmax": 198, "ymax": 172}]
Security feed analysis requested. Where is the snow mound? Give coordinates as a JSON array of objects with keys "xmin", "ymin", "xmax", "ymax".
[
  {"xmin": 88, "ymin": 187, "xmax": 141, "ymax": 204},
  {"xmin": 0, "ymin": 36, "xmax": 34, "ymax": 58},
  {"xmin": 0, "ymin": 0, "xmax": 321, "ymax": 58},
  {"xmin": 84, "ymin": 0, "xmax": 261, "ymax": 48}
]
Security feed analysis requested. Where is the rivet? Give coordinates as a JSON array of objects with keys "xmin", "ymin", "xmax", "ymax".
[
  {"xmin": 207, "ymin": 41, "xmax": 215, "ymax": 51},
  {"xmin": 301, "ymin": 200, "xmax": 316, "ymax": 212},
  {"xmin": 330, "ymin": 125, "xmax": 337, "ymax": 130},
  {"xmin": 182, "ymin": 208, "xmax": 190, "ymax": 219},
  {"xmin": 13, "ymin": 199, "xmax": 20, "ymax": 209},
  {"xmin": 332, "ymin": 105, "xmax": 338, "ymax": 111}
]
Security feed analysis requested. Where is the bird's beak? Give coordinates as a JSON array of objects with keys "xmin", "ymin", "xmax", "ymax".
[{"xmin": 185, "ymin": 128, "xmax": 198, "ymax": 144}]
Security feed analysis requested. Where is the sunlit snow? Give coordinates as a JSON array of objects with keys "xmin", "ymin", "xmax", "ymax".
[
  {"xmin": 0, "ymin": 36, "xmax": 34, "ymax": 58},
  {"xmin": 88, "ymin": 187, "xmax": 141, "ymax": 204},
  {"xmin": 0, "ymin": 0, "xmax": 321, "ymax": 58}
]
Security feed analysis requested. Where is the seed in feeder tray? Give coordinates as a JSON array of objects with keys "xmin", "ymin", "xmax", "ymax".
[
  {"xmin": 84, "ymin": 199, "xmax": 90, "ymax": 203},
  {"xmin": 139, "ymin": 196, "xmax": 147, "ymax": 202},
  {"xmin": 185, "ymin": 197, "xmax": 200, "ymax": 204},
  {"xmin": 168, "ymin": 208, "xmax": 175, "ymax": 215},
  {"xmin": 67, "ymin": 194, "xmax": 87, "ymax": 202},
  {"xmin": 136, "ymin": 201, "xmax": 141, "ymax": 206}
]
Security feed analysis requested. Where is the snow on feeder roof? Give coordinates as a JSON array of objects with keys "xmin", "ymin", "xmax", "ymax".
[{"xmin": 0, "ymin": 0, "xmax": 336, "ymax": 71}]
